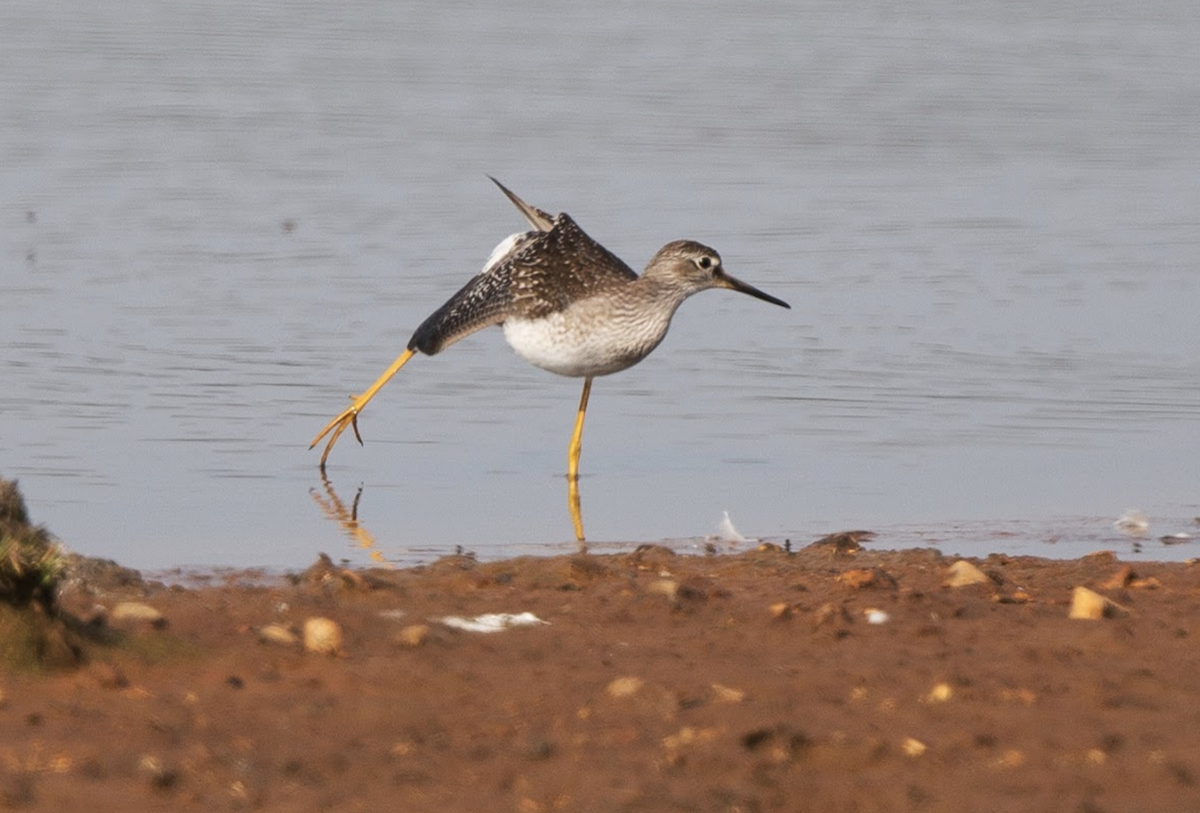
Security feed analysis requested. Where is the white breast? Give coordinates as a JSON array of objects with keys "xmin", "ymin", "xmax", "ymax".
[{"xmin": 502, "ymin": 300, "xmax": 673, "ymax": 378}]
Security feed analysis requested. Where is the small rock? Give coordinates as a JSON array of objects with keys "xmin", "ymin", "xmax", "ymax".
[
  {"xmin": 925, "ymin": 683, "xmax": 953, "ymax": 703},
  {"xmin": 1069, "ymin": 587, "xmax": 1129, "ymax": 620},
  {"xmin": 769, "ymin": 602, "xmax": 794, "ymax": 620},
  {"xmin": 863, "ymin": 608, "xmax": 889, "ymax": 625},
  {"xmin": 711, "ymin": 683, "xmax": 747, "ymax": 703},
  {"xmin": 257, "ymin": 623, "xmax": 298, "ymax": 647},
  {"xmin": 303, "ymin": 617, "xmax": 343, "ymax": 655},
  {"xmin": 606, "ymin": 676, "xmax": 644, "ymax": 698},
  {"xmin": 647, "ymin": 579, "xmax": 678, "ymax": 601},
  {"xmin": 901, "ymin": 737, "xmax": 927, "ymax": 757},
  {"xmin": 397, "ymin": 624, "xmax": 430, "ymax": 648},
  {"xmin": 111, "ymin": 602, "xmax": 166, "ymax": 628},
  {"xmin": 1068, "ymin": 587, "xmax": 1108, "ymax": 620},
  {"xmin": 299, "ymin": 553, "xmax": 377, "ymax": 592},
  {"xmin": 944, "ymin": 560, "xmax": 990, "ymax": 588},
  {"xmin": 811, "ymin": 530, "xmax": 875, "ymax": 554}
]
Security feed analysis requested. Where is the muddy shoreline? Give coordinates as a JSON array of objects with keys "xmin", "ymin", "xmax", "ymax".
[{"xmin": 3, "ymin": 542, "xmax": 1199, "ymax": 811}]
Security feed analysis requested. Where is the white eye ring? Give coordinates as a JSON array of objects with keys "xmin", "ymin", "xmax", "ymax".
[{"xmin": 696, "ymin": 256, "xmax": 714, "ymax": 271}]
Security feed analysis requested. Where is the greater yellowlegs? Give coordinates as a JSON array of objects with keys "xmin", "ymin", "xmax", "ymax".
[{"xmin": 310, "ymin": 178, "xmax": 790, "ymax": 540}]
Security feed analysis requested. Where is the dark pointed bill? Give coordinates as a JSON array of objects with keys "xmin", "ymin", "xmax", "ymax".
[{"xmin": 719, "ymin": 272, "xmax": 791, "ymax": 309}]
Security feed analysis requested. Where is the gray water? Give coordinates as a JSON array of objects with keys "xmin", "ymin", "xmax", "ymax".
[{"xmin": 3, "ymin": 0, "xmax": 1198, "ymax": 569}]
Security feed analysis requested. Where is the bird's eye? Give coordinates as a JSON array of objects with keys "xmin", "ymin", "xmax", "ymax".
[{"xmin": 696, "ymin": 256, "xmax": 714, "ymax": 271}]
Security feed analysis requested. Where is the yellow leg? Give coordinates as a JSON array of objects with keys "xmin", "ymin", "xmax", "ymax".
[
  {"xmin": 565, "ymin": 377, "xmax": 592, "ymax": 546},
  {"xmin": 309, "ymin": 348, "xmax": 416, "ymax": 470},
  {"xmin": 567, "ymin": 377, "xmax": 593, "ymax": 481}
]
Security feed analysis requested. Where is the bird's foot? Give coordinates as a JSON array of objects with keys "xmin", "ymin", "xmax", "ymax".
[{"xmin": 310, "ymin": 395, "xmax": 368, "ymax": 470}]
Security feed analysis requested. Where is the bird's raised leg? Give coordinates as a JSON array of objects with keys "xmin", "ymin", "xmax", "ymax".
[
  {"xmin": 565, "ymin": 377, "xmax": 593, "ymax": 545},
  {"xmin": 310, "ymin": 348, "xmax": 416, "ymax": 470}
]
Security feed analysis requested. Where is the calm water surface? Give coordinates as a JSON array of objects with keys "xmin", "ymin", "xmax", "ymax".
[{"xmin": 2, "ymin": 0, "xmax": 1198, "ymax": 568}]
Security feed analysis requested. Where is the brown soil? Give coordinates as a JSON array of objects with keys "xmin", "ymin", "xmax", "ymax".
[{"xmin": 2, "ymin": 542, "xmax": 1199, "ymax": 812}]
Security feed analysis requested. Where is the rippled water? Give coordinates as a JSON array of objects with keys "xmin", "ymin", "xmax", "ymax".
[{"xmin": 3, "ymin": 0, "xmax": 1198, "ymax": 568}]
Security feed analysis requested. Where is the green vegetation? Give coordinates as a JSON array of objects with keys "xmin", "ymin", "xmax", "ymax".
[{"xmin": 0, "ymin": 477, "xmax": 65, "ymax": 611}]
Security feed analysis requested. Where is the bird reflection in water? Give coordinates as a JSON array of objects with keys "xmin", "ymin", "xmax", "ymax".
[{"xmin": 309, "ymin": 474, "xmax": 388, "ymax": 564}]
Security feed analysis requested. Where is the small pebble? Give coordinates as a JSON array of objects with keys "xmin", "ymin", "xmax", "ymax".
[
  {"xmin": 711, "ymin": 683, "xmax": 747, "ymax": 703},
  {"xmin": 1069, "ymin": 587, "xmax": 1128, "ymax": 620},
  {"xmin": 926, "ymin": 683, "xmax": 953, "ymax": 703},
  {"xmin": 257, "ymin": 623, "xmax": 298, "ymax": 647},
  {"xmin": 864, "ymin": 608, "xmax": 889, "ymax": 625},
  {"xmin": 397, "ymin": 624, "xmax": 430, "ymax": 648},
  {"xmin": 303, "ymin": 617, "xmax": 344, "ymax": 655},
  {"xmin": 606, "ymin": 676, "xmax": 644, "ymax": 698},
  {"xmin": 944, "ymin": 560, "xmax": 990, "ymax": 588},
  {"xmin": 648, "ymin": 579, "xmax": 678, "ymax": 601}
]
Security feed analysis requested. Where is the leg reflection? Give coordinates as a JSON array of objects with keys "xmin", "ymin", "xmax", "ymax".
[
  {"xmin": 567, "ymin": 474, "xmax": 587, "ymax": 553},
  {"xmin": 310, "ymin": 473, "xmax": 388, "ymax": 563}
]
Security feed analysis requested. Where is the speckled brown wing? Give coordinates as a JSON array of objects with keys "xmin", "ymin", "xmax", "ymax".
[
  {"xmin": 407, "ymin": 214, "xmax": 637, "ymax": 355},
  {"xmin": 507, "ymin": 214, "xmax": 638, "ymax": 320},
  {"xmin": 405, "ymin": 231, "xmax": 534, "ymax": 355}
]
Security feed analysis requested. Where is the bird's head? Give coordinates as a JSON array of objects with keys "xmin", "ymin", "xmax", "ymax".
[{"xmin": 643, "ymin": 240, "xmax": 790, "ymax": 309}]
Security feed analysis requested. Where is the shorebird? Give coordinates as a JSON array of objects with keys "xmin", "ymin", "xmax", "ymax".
[{"xmin": 310, "ymin": 178, "xmax": 790, "ymax": 540}]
